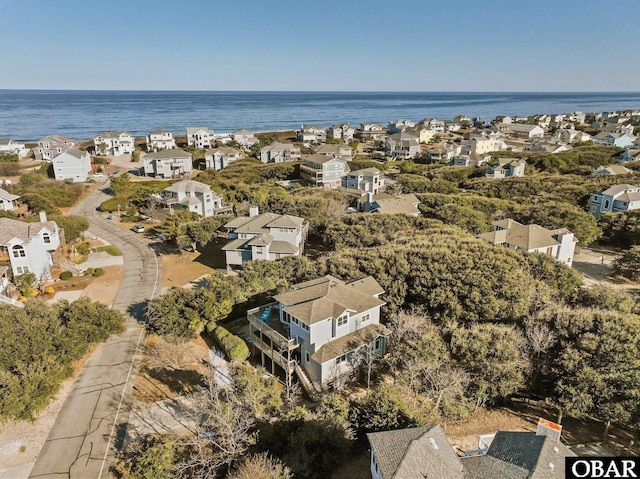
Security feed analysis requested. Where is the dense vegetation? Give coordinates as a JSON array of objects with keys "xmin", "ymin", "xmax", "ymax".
[{"xmin": 0, "ymin": 300, "xmax": 125, "ymax": 420}]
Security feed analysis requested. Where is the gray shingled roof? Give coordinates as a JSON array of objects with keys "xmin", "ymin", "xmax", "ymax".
[
  {"xmin": 0, "ymin": 217, "xmax": 59, "ymax": 244},
  {"xmin": 144, "ymin": 149, "xmax": 192, "ymax": 159}
]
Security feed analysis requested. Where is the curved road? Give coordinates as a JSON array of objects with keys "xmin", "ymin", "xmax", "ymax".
[{"xmin": 29, "ymin": 181, "xmax": 161, "ymax": 479}]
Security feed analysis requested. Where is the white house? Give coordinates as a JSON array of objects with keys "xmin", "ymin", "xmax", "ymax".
[
  {"xmin": 297, "ymin": 125, "xmax": 327, "ymax": 145},
  {"xmin": 0, "ymin": 212, "xmax": 62, "ymax": 281},
  {"xmin": 260, "ymin": 142, "xmax": 301, "ymax": 163},
  {"xmin": 388, "ymin": 119, "xmax": 416, "ymax": 134},
  {"xmin": 142, "ymin": 149, "xmax": 192, "ymax": 178},
  {"xmin": 593, "ymin": 132, "xmax": 636, "ymax": 148},
  {"xmin": 453, "ymin": 154, "xmax": 491, "ymax": 167},
  {"xmin": 485, "ymin": 159, "xmax": 526, "ymax": 178},
  {"xmin": 358, "ymin": 123, "xmax": 387, "ymax": 141},
  {"xmin": 0, "ymin": 188, "xmax": 20, "ymax": 211},
  {"xmin": 386, "ymin": 132, "xmax": 420, "ymax": 160},
  {"xmin": 151, "ymin": 180, "xmax": 231, "ymax": 218},
  {"xmin": 328, "ymin": 123, "xmax": 355, "ymax": 141},
  {"xmin": 93, "ymin": 131, "xmax": 135, "ymax": 156},
  {"xmin": 589, "ymin": 184, "xmax": 640, "ymax": 216},
  {"xmin": 0, "ymin": 139, "xmax": 28, "ymax": 158},
  {"xmin": 343, "ymin": 168, "xmax": 383, "ymax": 194},
  {"xmin": 478, "ymin": 219, "xmax": 577, "ymax": 267},
  {"xmin": 34, "ymin": 135, "xmax": 75, "ymax": 161},
  {"xmin": 52, "ymin": 149, "xmax": 92, "ymax": 182},
  {"xmin": 186, "ymin": 127, "xmax": 215, "ymax": 149},
  {"xmin": 204, "ymin": 146, "xmax": 242, "ymax": 170},
  {"xmin": 300, "ymin": 155, "xmax": 349, "ymax": 189},
  {"xmin": 146, "ymin": 129, "xmax": 176, "ymax": 152},
  {"xmin": 222, "ymin": 207, "xmax": 308, "ymax": 266},
  {"xmin": 259, "ymin": 275, "xmax": 387, "ymax": 387},
  {"xmin": 231, "ymin": 129, "xmax": 258, "ymax": 149},
  {"xmin": 554, "ymin": 129, "xmax": 592, "ymax": 143}
]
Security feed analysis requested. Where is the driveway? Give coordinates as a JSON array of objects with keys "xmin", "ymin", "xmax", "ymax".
[{"xmin": 29, "ymin": 180, "xmax": 161, "ymax": 479}]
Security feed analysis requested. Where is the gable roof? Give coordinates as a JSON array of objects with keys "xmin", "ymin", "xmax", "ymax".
[
  {"xmin": 224, "ymin": 212, "xmax": 305, "ymax": 234},
  {"xmin": 370, "ymin": 194, "xmax": 421, "ymax": 215},
  {"xmin": 367, "ymin": 426, "xmax": 463, "ymax": 479},
  {"xmin": 0, "ymin": 217, "xmax": 59, "ymax": 244},
  {"xmin": 164, "ymin": 179, "xmax": 217, "ymax": 195},
  {"xmin": 95, "ymin": 131, "xmax": 131, "ymax": 139},
  {"xmin": 0, "ymin": 188, "xmax": 20, "ymax": 202},
  {"xmin": 186, "ymin": 127, "xmax": 213, "ymax": 135},
  {"xmin": 143, "ymin": 148, "xmax": 192, "ymax": 160},
  {"xmin": 600, "ymin": 183, "xmax": 639, "ymax": 197},
  {"xmin": 478, "ymin": 220, "xmax": 575, "ymax": 251},
  {"xmin": 274, "ymin": 275, "xmax": 385, "ymax": 325}
]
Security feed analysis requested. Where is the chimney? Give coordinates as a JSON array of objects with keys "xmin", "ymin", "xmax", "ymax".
[
  {"xmin": 39, "ymin": 211, "xmax": 47, "ymax": 222},
  {"xmin": 249, "ymin": 205, "xmax": 259, "ymax": 217},
  {"xmin": 367, "ymin": 192, "xmax": 374, "ymax": 204}
]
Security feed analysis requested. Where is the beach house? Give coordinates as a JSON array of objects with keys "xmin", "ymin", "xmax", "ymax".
[
  {"xmin": 343, "ymin": 168, "xmax": 383, "ymax": 194},
  {"xmin": 186, "ymin": 127, "xmax": 215, "ymax": 149},
  {"xmin": 0, "ymin": 139, "xmax": 28, "ymax": 158},
  {"xmin": 231, "ymin": 129, "xmax": 258, "ymax": 149},
  {"xmin": 0, "ymin": 188, "xmax": 20, "ymax": 211},
  {"xmin": 589, "ymin": 184, "xmax": 640, "ymax": 216},
  {"xmin": 300, "ymin": 154, "xmax": 349, "ymax": 189},
  {"xmin": 151, "ymin": 180, "xmax": 231, "ymax": 218},
  {"xmin": 142, "ymin": 149, "xmax": 193, "ymax": 178},
  {"xmin": 93, "ymin": 131, "xmax": 135, "ymax": 156},
  {"xmin": 34, "ymin": 135, "xmax": 75, "ymax": 161},
  {"xmin": 52, "ymin": 149, "xmax": 92, "ymax": 182},
  {"xmin": 204, "ymin": 146, "xmax": 242, "ymax": 170},
  {"xmin": 260, "ymin": 142, "xmax": 301, "ymax": 163},
  {"xmin": 146, "ymin": 129, "xmax": 176, "ymax": 152},
  {"xmin": 385, "ymin": 132, "xmax": 420, "ymax": 160}
]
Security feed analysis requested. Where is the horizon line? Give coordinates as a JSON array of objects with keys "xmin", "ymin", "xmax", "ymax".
[{"xmin": 1, "ymin": 88, "xmax": 640, "ymax": 94}]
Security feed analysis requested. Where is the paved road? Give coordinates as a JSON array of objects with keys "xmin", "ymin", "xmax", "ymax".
[{"xmin": 29, "ymin": 181, "xmax": 161, "ymax": 479}]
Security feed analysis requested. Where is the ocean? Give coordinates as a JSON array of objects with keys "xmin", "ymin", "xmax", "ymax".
[{"xmin": 1, "ymin": 90, "xmax": 639, "ymax": 142}]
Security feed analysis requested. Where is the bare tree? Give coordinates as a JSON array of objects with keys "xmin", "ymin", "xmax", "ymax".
[
  {"xmin": 176, "ymin": 371, "xmax": 256, "ymax": 478},
  {"xmin": 227, "ymin": 453, "xmax": 292, "ymax": 479},
  {"xmin": 142, "ymin": 335, "xmax": 195, "ymax": 370}
]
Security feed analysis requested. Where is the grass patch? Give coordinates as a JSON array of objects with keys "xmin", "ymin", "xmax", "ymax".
[{"xmin": 95, "ymin": 245, "xmax": 122, "ymax": 256}]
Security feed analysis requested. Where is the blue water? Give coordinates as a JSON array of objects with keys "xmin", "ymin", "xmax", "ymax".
[{"xmin": 0, "ymin": 90, "xmax": 639, "ymax": 141}]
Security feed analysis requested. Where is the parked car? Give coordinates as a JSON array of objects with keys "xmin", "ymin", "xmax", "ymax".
[{"xmin": 132, "ymin": 225, "xmax": 145, "ymax": 233}]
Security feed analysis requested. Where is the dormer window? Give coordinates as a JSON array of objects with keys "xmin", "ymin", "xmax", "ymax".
[
  {"xmin": 43, "ymin": 233, "xmax": 51, "ymax": 244},
  {"xmin": 12, "ymin": 245, "xmax": 26, "ymax": 258},
  {"xmin": 337, "ymin": 314, "xmax": 348, "ymax": 327}
]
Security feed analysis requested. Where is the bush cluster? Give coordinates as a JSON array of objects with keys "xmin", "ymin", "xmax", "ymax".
[{"xmin": 212, "ymin": 326, "xmax": 249, "ymax": 362}]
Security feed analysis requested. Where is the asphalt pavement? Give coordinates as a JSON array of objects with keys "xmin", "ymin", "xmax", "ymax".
[{"xmin": 29, "ymin": 181, "xmax": 161, "ymax": 479}]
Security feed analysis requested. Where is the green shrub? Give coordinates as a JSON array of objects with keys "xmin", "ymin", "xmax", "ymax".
[
  {"xmin": 85, "ymin": 267, "xmax": 95, "ymax": 276},
  {"xmin": 96, "ymin": 245, "xmax": 122, "ymax": 256},
  {"xmin": 93, "ymin": 268, "xmax": 105, "ymax": 277},
  {"xmin": 75, "ymin": 242, "xmax": 90, "ymax": 256},
  {"xmin": 60, "ymin": 271, "xmax": 73, "ymax": 281},
  {"xmin": 213, "ymin": 326, "xmax": 250, "ymax": 361},
  {"xmin": 100, "ymin": 197, "xmax": 126, "ymax": 212}
]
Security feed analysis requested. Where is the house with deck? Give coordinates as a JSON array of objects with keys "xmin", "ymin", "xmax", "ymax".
[
  {"xmin": 593, "ymin": 131, "xmax": 636, "ymax": 148},
  {"xmin": 0, "ymin": 139, "xmax": 28, "ymax": 158},
  {"xmin": 222, "ymin": 207, "xmax": 307, "ymax": 266},
  {"xmin": 260, "ymin": 142, "xmax": 301, "ymax": 163},
  {"xmin": 312, "ymin": 143, "xmax": 353, "ymax": 161},
  {"xmin": 231, "ymin": 129, "xmax": 258, "ymax": 149},
  {"xmin": 328, "ymin": 123, "xmax": 355, "ymax": 141},
  {"xmin": 247, "ymin": 274, "xmax": 387, "ymax": 392},
  {"xmin": 297, "ymin": 125, "xmax": 327, "ymax": 145},
  {"xmin": 386, "ymin": 132, "xmax": 420, "ymax": 160},
  {"xmin": 0, "ymin": 212, "xmax": 62, "ymax": 281},
  {"xmin": 343, "ymin": 168, "xmax": 383, "ymax": 194},
  {"xmin": 478, "ymin": 219, "xmax": 577, "ymax": 267},
  {"xmin": 93, "ymin": 131, "xmax": 135, "ymax": 156},
  {"xmin": 589, "ymin": 184, "xmax": 640, "ymax": 216},
  {"xmin": 495, "ymin": 123, "xmax": 545, "ymax": 139},
  {"xmin": 151, "ymin": 180, "xmax": 231, "ymax": 218},
  {"xmin": 485, "ymin": 159, "xmax": 526, "ymax": 178},
  {"xmin": 204, "ymin": 146, "xmax": 242, "ymax": 170},
  {"xmin": 300, "ymin": 154, "xmax": 349, "ymax": 189},
  {"xmin": 617, "ymin": 148, "xmax": 640, "ymax": 164},
  {"xmin": 142, "ymin": 149, "xmax": 193, "ymax": 178},
  {"xmin": 52, "ymin": 149, "xmax": 92, "ymax": 182},
  {"xmin": 34, "ymin": 135, "xmax": 75, "ymax": 161},
  {"xmin": 186, "ymin": 127, "xmax": 215, "ymax": 149},
  {"xmin": 146, "ymin": 129, "xmax": 176, "ymax": 152},
  {"xmin": 358, "ymin": 123, "xmax": 387, "ymax": 141}
]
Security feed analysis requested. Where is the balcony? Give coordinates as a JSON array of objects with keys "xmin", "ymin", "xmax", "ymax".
[{"xmin": 247, "ymin": 303, "xmax": 298, "ymax": 374}]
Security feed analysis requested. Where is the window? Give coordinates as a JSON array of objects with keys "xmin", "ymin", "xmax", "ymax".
[
  {"xmin": 374, "ymin": 337, "xmax": 382, "ymax": 351},
  {"xmin": 337, "ymin": 314, "xmax": 348, "ymax": 327},
  {"xmin": 305, "ymin": 351, "xmax": 310, "ymax": 363},
  {"xmin": 12, "ymin": 245, "xmax": 25, "ymax": 258},
  {"xmin": 604, "ymin": 199, "xmax": 610, "ymax": 209},
  {"xmin": 362, "ymin": 313, "xmax": 370, "ymax": 323},
  {"xmin": 336, "ymin": 354, "xmax": 347, "ymax": 364},
  {"xmin": 16, "ymin": 266, "xmax": 29, "ymax": 274}
]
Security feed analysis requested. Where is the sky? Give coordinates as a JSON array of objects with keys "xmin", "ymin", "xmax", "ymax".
[{"xmin": 1, "ymin": 0, "xmax": 639, "ymax": 91}]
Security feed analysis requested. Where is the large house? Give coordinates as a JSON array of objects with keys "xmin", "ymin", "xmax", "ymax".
[
  {"xmin": 0, "ymin": 212, "xmax": 62, "ymax": 281},
  {"xmin": 93, "ymin": 131, "xmax": 135, "ymax": 156},
  {"xmin": 589, "ymin": 184, "xmax": 640, "ymax": 216},
  {"xmin": 151, "ymin": 180, "xmax": 231, "ymax": 218},
  {"xmin": 312, "ymin": 143, "xmax": 352, "ymax": 161},
  {"xmin": 186, "ymin": 127, "xmax": 215, "ymax": 149},
  {"xmin": 260, "ymin": 142, "xmax": 301, "ymax": 163},
  {"xmin": 358, "ymin": 123, "xmax": 387, "ymax": 141},
  {"xmin": 34, "ymin": 135, "xmax": 75, "ymax": 161},
  {"xmin": 343, "ymin": 168, "xmax": 383, "ymax": 194},
  {"xmin": 297, "ymin": 125, "xmax": 326, "ymax": 145},
  {"xmin": 478, "ymin": 219, "xmax": 577, "ymax": 267},
  {"xmin": 222, "ymin": 207, "xmax": 307, "ymax": 266},
  {"xmin": 204, "ymin": 146, "xmax": 242, "ymax": 170},
  {"xmin": 359, "ymin": 192, "xmax": 421, "ymax": 216},
  {"xmin": 617, "ymin": 148, "xmax": 640, "ymax": 164},
  {"xmin": 142, "ymin": 149, "xmax": 193, "ymax": 178},
  {"xmin": 300, "ymin": 154, "xmax": 349, "ymax": 189},
  {"xmin": 328, "ymin": 123, "xmax": 355, "ymax": 141},
  {"xmin": 593, "ymin": 131, "xmax": 636, "ymax": 148},
  {"xmin": 231, "ymin": 129, "xmax": 258, "ymax": 149},
  {"xmin": 485, "ymin": 159, "xmax": 526, "ymax": 178},
  {"xmin": 388, "ymin": 119, "xmax": 416, "ymax": 134},
  {"xmin": 248, "ymin": 274, "xmax": 387, "ymax": 390},
  {"xmin": 0, "ymin": 188, "xmax": 20, "ymax": 211},
  {"xmin": 554, "ymin": 128, "xmax": 592, "ymax": 143},
  {"xmin": 146, "ymin": 129, "xmax": 176, "ymax": 152},
  {"xmin": 386, "ymin": 132, "xmax": 420, "ymax": 160},
  {"xmin": 0, "ymin": 139, "xmax": 28, "ymax": 158},
  {"xmin": 367, "ymin": 424, "xmax": 575, "ymax": 479},
  {"xmin": 495, "ymin": 123, "xmax": 545, "ymax": 139},
  {"xmin": 52, "ymin": 149, "xmax": 92, "ymax": 182}
]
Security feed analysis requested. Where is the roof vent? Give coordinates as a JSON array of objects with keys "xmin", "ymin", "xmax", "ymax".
[
  {"xmin": 553, "ymin": 446, "xmax": 559, "ymax": 454},
  {"xmin": 549, "ymin": 463, "xmax": 555, "ymax": 470},
  {"xmin": 428, "ymin": 438, "xmax": 439, "ymax": 450}
]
